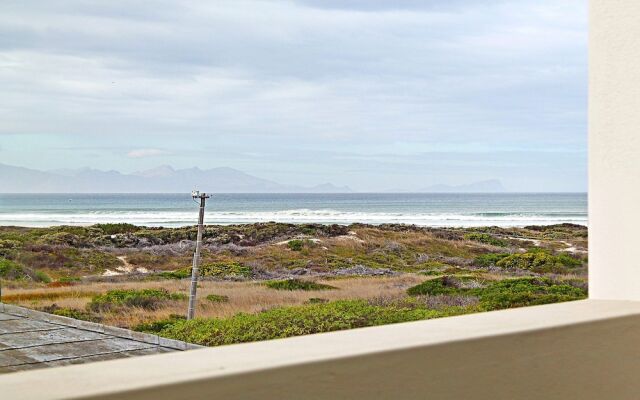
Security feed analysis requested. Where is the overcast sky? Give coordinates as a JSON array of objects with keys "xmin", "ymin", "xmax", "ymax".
[{"xmin": 0, "ymin": 0, "xmax": 587, "ymax": 192}]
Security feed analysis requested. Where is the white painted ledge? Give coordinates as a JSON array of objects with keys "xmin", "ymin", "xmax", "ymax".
[{"xmin": 3, "ymin": 299, "xmax": 640, "ymax": 399}]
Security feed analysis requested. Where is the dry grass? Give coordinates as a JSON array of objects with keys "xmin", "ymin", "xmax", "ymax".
[
  {"xmin": 1, "ymin": 290, "xmax": 99, "ymax": 302},
  {"xmin": 2, "ymin": 275, "xmax": 427, "ymax": 328}
]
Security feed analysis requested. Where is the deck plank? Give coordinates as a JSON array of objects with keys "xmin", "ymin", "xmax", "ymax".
[
  {"xmin": 0, "ymin": 327, "xmax": 108, "ymax": 350},
  {"xmin": 0, "ymin": 337, "xmax": 155, "ymax": 368},
  {"xmin": 0, "ymin": 305, "xmax": 196, "ymax": 374},
  {"xmin": 0, "ymin": 319, "xmax": 61, "ymax": 335}
]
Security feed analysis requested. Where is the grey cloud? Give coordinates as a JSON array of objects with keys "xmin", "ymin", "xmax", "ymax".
[{"xmin": 0, "ymin": 0, "xmax": 587, "ymax": 191}]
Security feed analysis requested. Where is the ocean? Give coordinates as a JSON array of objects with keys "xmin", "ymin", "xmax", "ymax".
[{"xmin": 0, "ymin": 193, "xmax": 587, "ymax": 228}]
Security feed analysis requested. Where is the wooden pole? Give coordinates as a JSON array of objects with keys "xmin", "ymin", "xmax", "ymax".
[{"xmin": 187, "ymin": 192, "xmax": 209, "ymax": 320}]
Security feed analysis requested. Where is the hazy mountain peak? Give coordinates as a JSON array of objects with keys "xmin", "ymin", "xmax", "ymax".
[
  {"xmin": 0, "ymin": 163, "xmax": 353, "ymax": 193},
  {"xmin": 310, "ymin": 183, "xmax": 353, "ymax": 193},
  {"xmin": 134, "ymin": 165, "xmax": 176, "ymax": 178}
]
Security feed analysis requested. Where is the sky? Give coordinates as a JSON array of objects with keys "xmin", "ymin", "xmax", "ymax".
[{"xmin": 0, "ymin": 0, "xmax": 587, "ymax": 192}]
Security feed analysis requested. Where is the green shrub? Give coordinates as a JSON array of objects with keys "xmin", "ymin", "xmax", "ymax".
[
  {"xmin": 407, "ymin": 275, "xmax": 485, "ymax": 296},
  {"xmin": 419, "ymin": 270, "xmax": 441, "ymax": 276},
  {"xmin": 265, "ymin": 279, "xmax": 336, "ymax": 291},
  {"xmin": 88, "ymin": 288, "xmax": 184, "ymax": 312},
  {"xmin": 170, "ymin": 292, "xmax": 189, "ymax": 301},
  {"xmin": 52, "ymin": 307, "xmax": 97, "ymax": 322},
  {"xmin": 407, "ymin": 277, "xmax": 459, "ymax": 296},
  {"xmin": 478, "ymin": 278, "xmax": 586, "ymax": 310},
  {"xmin": 0, "ymin": 258, "xmax": 28, "ymax": 280},
  {"xmin": 287, "ymin": 239, "xmax": 305, "ymax": 251},
  {"xmin": 58, "ymin": 276, "xmax": 81, "ymax": 283},
  {"xmin": 94, "ymin": 223, "xmax": 139, "ymax": 235},
  {"xmin": 34, "ymin": 270, "xmax": 52, "ymax": 283},
  {"xmin": 206, "ymin": 294, "xmax": 229, "ymax": 303},
  {"xmin": 38, "ymin": 232, "xmax": 83, "ymax": 246},
  {"xmin": 496, "ymin": 252, "xmax": 582, "ymax": 273},
  {"xmin": 158, "ymin": 268, "xmax": 191, "ymax": 279},
  {"xmin": 464, "ymin": 233, "xmax": 508, "ymax": 247},
  {"xmin": 554, "ymin": 253, "xmax": 584, "ymax": 267},
  {"xmin": 408, "ymin": 276, "xmax": 586, "ymax": 311},
  {"xmin": 200, "ymin": 262, "xmax": 253, "ymax": 278},
  {"xmin": 158, "ymin": 262, "xmax": 252, "ymax": 280},
  {"xmin": 155, "ymin": 300, "xmax": 462, "ymax": 346},
  {"xmin": 134, "ymin": 314, "xmax": 186, "ymax": 333},
  {"xmin": 0, "ymin": 239, "xmax": 21, "ymax": 250},
  {"xmin": 86, "ymin": 251, "xmax": 121, "ymax": 271},
  {"xmin": 474, "ymin": 253, "xmax": 510, "ymax": 268}
]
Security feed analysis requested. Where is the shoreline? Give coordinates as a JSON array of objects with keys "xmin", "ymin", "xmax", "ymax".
[
  {"xmin": 0, "ymin": 220, "xmax": 589, "ymax": 229},
  {"xmin": 0, "ymin": 193, "xmax": 588, "ymax": 228}
]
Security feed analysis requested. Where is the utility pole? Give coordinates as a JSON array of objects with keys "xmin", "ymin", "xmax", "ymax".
[{"xmin": 187, "ymin": 191, "xmax": 210, "ymax": 320}]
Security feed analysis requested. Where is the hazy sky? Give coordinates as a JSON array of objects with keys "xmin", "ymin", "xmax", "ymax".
[{"xmin": 0, "ymin": 0, "xmax": 587, "ymax": 192}]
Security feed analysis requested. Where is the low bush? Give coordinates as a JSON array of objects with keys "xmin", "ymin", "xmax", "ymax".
[
  {"xmin": 34, "ymin": 270, "xmax": 52, "ymax": 283},
  {"xmin": 135, "ymin": 314, "xmax": 186, "ymax": 333},
  {"xmin": 154, "ymin": 300, "xmax": 463, "ymax": 346},
  {"xmin": 206, "ymin": 294, "xmax": 229, "ymax": 303},
  {"xmin": 265, "ymin": 279, "xmax": 336, "ymax": 291},
  {"xmin": 158, "ymin": 262, "xmax": 252, "ymax": 280},
  {"xmin": 88, "ymin": 288, "xmax": 186, "ymax": 312},
  {"xmin": 496, "ymin": 251, "xmax": 582, "ymax": 273},
  {"xmin": 464, "ymin": 233, "xmax": 508, "ymax": 247},
  {"xmin": 38, "ymin": 232, "xmax": 83, "ymax": 247},
  {"xmin": 287, "ymin": 239, "xmax": 305, "ymax": 251},
  {"xmin": 478, "ymin": 277, "xmax": 586, "ymax": 310},
  {"xmin": 407, "ymin": 275, "xmax": 485, "ymax": 296},
  {"xmin": 158, "ymin": 269, "xmax": 192, "ymax": 279},
  {"xmin": 42, "ymin": 305, "xmax": 98, "ymax": 322},
  {"xmin": 474, "ymin": 253, "xmax": 510, "ymax": 268},
  {"xmin": 407, "ymin": 277, "xmax": 458, "ymax": 296},
  {"xmin": 94, "ymin": 223, "xmax": 140, "ymax": 235},
  {"xmin": 170, "ymin": 292, "xmax": 188, "ymax": 300},
  {"xmin": 407, "ymin": 276, "xmax": 586, "ymax": 311},
  {"xmin": 0, "ymin": 239, "xmax": 21, "ymax": 250},
  {"xmin": 0, "ymin": 258, "xmax": 28, "ymax": 280},
  {"xmin": 200, "ymin": 262, "xmax": 253, "ymax": 278},
  {"xmin": 58, "ymin": 276, "xmax": 81, "ymax": 283}
]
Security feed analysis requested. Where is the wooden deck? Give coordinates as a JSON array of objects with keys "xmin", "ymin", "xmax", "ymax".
[{"xmin": 0, "ymin": 303, "xmax": 200, "ymax": 374}]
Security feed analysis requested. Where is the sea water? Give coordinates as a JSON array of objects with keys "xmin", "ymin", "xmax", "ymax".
[{"xmin": 0, "ymin": 193, "xmax": 587, "ymax": 227}]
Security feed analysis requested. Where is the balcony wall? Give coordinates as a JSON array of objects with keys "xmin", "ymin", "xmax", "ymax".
[{"xmin": 2, "ymin": 300, "xmax": 640, "ymax": 399}]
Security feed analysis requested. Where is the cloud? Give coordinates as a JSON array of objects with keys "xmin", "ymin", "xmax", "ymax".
[
  {"xmin": 126, "ymin": 148, "xmax": 170, "ymax": 158},
  {"xmin": 0, "ymin": 0, "xmax": 587, "ymax": 191}
]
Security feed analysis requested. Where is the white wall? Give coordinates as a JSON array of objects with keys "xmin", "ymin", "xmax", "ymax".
[
  {"xmin": 4, "ymin": 300, "xmax": 640, "ymax": 400},
  {"xmin": 589, "ymin": 0, "xmax": 640, "ymax": 300}
]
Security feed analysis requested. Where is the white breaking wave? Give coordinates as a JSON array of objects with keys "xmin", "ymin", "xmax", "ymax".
[{"xmin": 0, "ymin": 208, "xmax": 588, "ymax": 227}]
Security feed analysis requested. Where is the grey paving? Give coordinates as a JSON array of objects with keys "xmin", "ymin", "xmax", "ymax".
[{"xmin": 0, "ymin": 303, "xmax": 201, "ymax": 374}]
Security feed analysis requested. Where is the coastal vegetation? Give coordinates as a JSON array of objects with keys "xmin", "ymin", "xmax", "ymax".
[
  {"xmin": 139, "ymin": 299, "xmax": 466, "ymax": 346},
  {"xmin": 0, "ymin": 222, "xmax": 588, "ymax": 346},
  {"xmin": 264, "ymin": 279, "xmax": 336, "ymax": 291}
]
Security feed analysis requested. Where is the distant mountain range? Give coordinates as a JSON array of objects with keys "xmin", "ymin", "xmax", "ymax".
[
  {"xmin": 0, "ymin": 163, "xmax": 352, "ymax": 193},
  {"xmin": 0, "ymin": 163, "xmax": 507, "ymax": 193}
]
